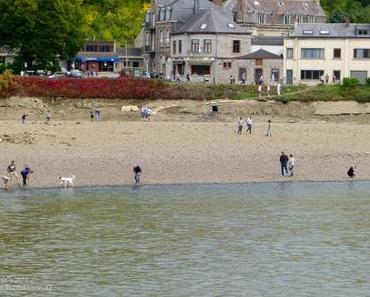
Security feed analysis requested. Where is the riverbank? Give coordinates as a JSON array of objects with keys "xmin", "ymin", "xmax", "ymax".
[{"xmin": 1, "ymin": 97, "xmax": 370, "ymax": 187}]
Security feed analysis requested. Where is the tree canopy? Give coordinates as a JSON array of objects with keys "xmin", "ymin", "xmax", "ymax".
[{"xmin": 321, "ymin": 0, "xmax": 370, "ymax": 23}]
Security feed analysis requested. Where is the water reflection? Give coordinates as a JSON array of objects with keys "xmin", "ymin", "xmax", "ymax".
[{"xmin": 0, "ymin": 182, "xmax": 369, "ymax": 297}]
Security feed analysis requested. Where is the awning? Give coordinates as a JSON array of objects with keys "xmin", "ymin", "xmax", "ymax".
[
  {"xmin": 75, "ymin": 56, "xmax": 120, "ymax": 62},
  {"xmin": 187, "ymin": 59, "xmax": 214, "ymax": 65}
]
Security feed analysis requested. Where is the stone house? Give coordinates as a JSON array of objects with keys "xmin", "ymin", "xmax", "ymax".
[
  {"xmin": 284, "ymin": 23, "xmax": 370, "ymax": 85},
  {"xmin": 224, "ymin": 0, "xmax": 326, "ymax": 36},
  {"xmin": 234, "ymin": 48, "xmax": 283, "ymax": 84},
  {"xmin": 142, "ymin": 0, "xmax": 219, "ymax": 77},
  {"xmin": 171, "ymin": 8, "xmax": 251, "ymax": 83}
]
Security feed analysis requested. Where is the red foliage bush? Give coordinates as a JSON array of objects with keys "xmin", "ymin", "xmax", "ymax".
[{"xmin": 12, "ymin": 76, "xmax": 169, "ymax": 99}]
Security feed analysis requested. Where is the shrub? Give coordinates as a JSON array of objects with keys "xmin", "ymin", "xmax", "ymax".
[
  {"xmin": 366, "ymin": 78, "xmax": 370, "ymax": 86},
  {"xmin": 0, "ymin": 70, "xmax": 14, "ymax": 97},
  {"xmin": 342, "ymin": 77, "xmax": 360, "ymax": 88}
]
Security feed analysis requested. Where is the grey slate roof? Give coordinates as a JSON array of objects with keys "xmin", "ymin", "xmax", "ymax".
[
  {"xmin": 116, "ymin": 47, "xmax": 142, "ymax": 57},
  {"xmin": 224, "ymin": 0, "xmax": 325, "ymax": 16},
  {"xmin": 173, "ymin": 8, "xmax": 247, "ymax": 34},
  {"xmin": 168, "ymin": 0, "xmax": 220, "ymax": 22},
  {"xmin": 235, "ymin": 49, "xmax": 282, "ymax": 59},
  {"xmin": 252, "ymin": 36, "xmax": 284, "ymax": 45},
  {"xmin": 293, "ymin": 23, "xmax": 370, "ymax": 38}
]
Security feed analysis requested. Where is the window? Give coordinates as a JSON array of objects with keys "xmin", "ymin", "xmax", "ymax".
[
  {"xmin": 145, "ymin": 12, "xmax": 150, "ymax": 23},
  {"xmin": 99, "ymin": 45, "xmax": 110, "ymax": 52},
  {"xmin": 255, "ymin": 59, "xmax": 263, "ymax": 66},
  {"xmin": 233, "ymin": 40, "xmax": 240, "ymax": 53},
  {"xmin": 203, "ymin": 39, "xmax": 212, "ymax": 53},
  {"xmin": 303, "ymin": 30, "xmax": 313, "ymax": 35},
  {"xmin": 145, "ymin": 32, "xmax": 150, "ymax": 46},
  {"xmin": 165, "ymin": 29, "xmax": 170, "ymax": 43},
  {"xmin": 159, "ymin": 8, "xmax": 165, "ymax": 21},
  {"xmin": 200, "ymin": 23, "xmax": 207, "ymax": 30},
  {"xmin": 191, "ymin": 39, "xmax": 200, "ymax": 52},
  {"xmin": 284, "ymin": 15, "xmax": 290, "ymax": 25},
  {"xmin": 333, "ymin": 48, "xmax": 341, "ymax": 59},
  {"xmin": 86, "ymin": 45, "xmax": 97, "ymax": 52},
  {"xmin": 301, "ymin": 48, "xmax": 324, "ymax": 59},
  {"xmin": 191, "ymin": 65, "xmax": 210, "ymax": 75},
  {"xmin": 166, "ymin": 7, "xmax": 172, "ymax": 20},
  {"xmin": 228, "ymin": 23, "xmax": 235, "ymax": 29},
  {"xmin": 354, "ymin": 49, "xmax": 370, "ymax": 58},
  {"xmin": 258, "ymin": 13, "xmax": 265, "ymax": 24},
  {"xmin": 301, "ymin": 70, "xmax": 324, "ymax": 80},
  {"xmin": 333, "ymin": 70, "xmax": 341, "ymax": 80},
  {"xmin": 223, "ymin": 62, "xmax": 232, "ymax": 69},
  {"xmin": 319, "ymin": 30, "xmax": 330, "ymax": 35},
  {"xmin": 357, "ymin": 29, "xmax": 369, "ymax": 35},
  {"xmin": 133, "ymin": 61, "xmax": 139, "ymax": 67},
  {"xmin": 159, "ymin": 30, "xmax": 164, "ymax": 44},
  {"xmin": 173, "ymin": 40, "xmax": 176, "ymax": 54},
  {"xmin": 179, "ymin": 40, "xmax": 182, "ymax": 54},
  {"xmin": 286, "ymin": 48, "xmax": 293, "ymax": 59}
]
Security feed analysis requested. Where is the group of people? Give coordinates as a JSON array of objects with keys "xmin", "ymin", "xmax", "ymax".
[
  {"xmin": 320, "ymin": 73, "xmax": 337, "ymax": 84},
  {"xmin": 90, "ymin": 108, "xmax": 102, "ymax": 121},
  {"xmin": 279, "ymin": 152, "xmax": 296, "ymax": 176},
  {"xmin": 2, "ymin": 161, "xmax": 33, "ymax": 189},
  {"xmin": 237, "ymin": 117, "xmax": 272, "ymax": 137}
]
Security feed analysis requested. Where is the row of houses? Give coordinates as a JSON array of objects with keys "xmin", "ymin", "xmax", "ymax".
[{"xmin": 1, "ymin": 0, "xmax": 370, "ymax": 85}]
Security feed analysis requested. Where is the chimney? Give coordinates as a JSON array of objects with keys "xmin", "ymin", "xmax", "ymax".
[{"xmin": 193, "ymin": 0, "xmax": 199, "ymax": 13}]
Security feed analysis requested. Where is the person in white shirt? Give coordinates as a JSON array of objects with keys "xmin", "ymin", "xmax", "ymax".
[
  {"xmin": 288, "ymin": 154, "xmax": 296, "ymax": 176},
  {"xmin": 237, "ymin": 117, "xmax": 243, "ymax": 134},
  {"xmin": 246, "ymin": 116, "xmax": 253, "ymax": 134},
  {"xmin": 277, "ymin": 81, "xmax": 282, "ymax": 96}
]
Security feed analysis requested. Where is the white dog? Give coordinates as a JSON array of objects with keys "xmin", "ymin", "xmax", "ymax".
[{"xmin": 58, "ymin": 175, "xmax": 75, "ymax": 188}]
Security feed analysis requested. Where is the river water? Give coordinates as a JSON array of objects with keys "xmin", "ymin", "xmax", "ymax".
[{"xmin": 0, "ymin": 182, "xmax": 369, "ymax": 296}]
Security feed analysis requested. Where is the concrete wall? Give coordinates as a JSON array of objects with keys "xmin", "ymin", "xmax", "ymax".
[{"xmin": 284, "ymin": 37, "xmax": 370, "ymax": 85}]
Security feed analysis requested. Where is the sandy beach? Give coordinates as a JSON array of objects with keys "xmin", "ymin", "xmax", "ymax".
[{"xmin": 1, "ymin": 97, "xmax": 370, "ymax": 188}]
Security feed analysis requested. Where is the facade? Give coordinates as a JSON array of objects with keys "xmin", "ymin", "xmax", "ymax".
[
  {"xmin": 171, "ymin": 8, "xmax": 251, "ymax": 83},
  {"xmin": 234, "ymin": 49, "xmax": 283, "ymax": 84},
  {"xmin": 224, "ymin": 0, "xmax": 326, "ymax": 36},
  {"xmin": 284, "ymin": 23, "xmax": 370, "ymax": 85},
  {"xmin": 71, "ymin": 41, "xmax": 143, "ymax": 74},
  {"xmin": 142, "ymin": 0, "xmax": 220, "ymax": 77}
]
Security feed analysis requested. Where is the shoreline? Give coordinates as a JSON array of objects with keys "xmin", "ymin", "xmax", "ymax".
[{"xmin": 1, "ymin": 178, "xmax": 366, "ymax": 192}]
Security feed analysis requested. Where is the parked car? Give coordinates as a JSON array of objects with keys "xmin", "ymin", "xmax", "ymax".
[
  {"xmin": 68, "ymin": 69, "xmax": 84, "ymax": 78},
  {"xmin": 48, "ymin": 72, "xmax": 67, "ymax": 78}
]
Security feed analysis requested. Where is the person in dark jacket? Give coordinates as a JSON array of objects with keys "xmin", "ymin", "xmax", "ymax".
[
  {"xmin": 280, "ymin": 152, "xmax": 289, "ymax": 176},
  {"xmin": 347, "ymin": 166, "xmax": 355, "ymax": 178},
  {"xmin": 21, "ymin": 165, "xmax": 33, "ymax": 187},
  {"xmin": 133, "ymin": 165, "xmax": 142, "ymax": 184}
]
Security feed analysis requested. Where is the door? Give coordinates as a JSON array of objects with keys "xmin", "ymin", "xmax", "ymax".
[
  {"xmin": 255, "ymin": 68, "xmax": 263, "ymax": 84},
  {"xmin": 286, "ymin": 70, "xmax": 293, "ymax": 85}
]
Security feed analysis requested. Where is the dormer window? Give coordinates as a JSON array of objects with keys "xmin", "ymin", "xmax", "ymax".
[
  {"xmin": 319, "ymin": 30, "xmax": 330, "ymax": 35},
  {"xmin": 303, "ymin": 30, "xmax": 313, "ymax": 35},
  {"xmin": 357, "ymin": 29, "xmax": 369, "ymax": 35},
  {"xmin": 278, "ymin": 1, "xmax": 283, "ymax": 7},
  {"xmin": 228, "ymin": 23, "xmax": 235, "ymax": 29},
  {"xmin": 200, "ymin": 23, "xmax": 207, "ymax": 30}
]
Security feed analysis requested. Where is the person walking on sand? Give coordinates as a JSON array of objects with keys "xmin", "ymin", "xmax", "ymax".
[
  {"xmin": 7, "ymin": 160, "xmax": 20, "ymax": 186},
  {"xmin": 237, "ymin": 117, "xmax": 244, "ymax": 135},
  {"xmin": 95, "ymin": 107, "xmax": 101, "ymax": 121},
  {"xmin": 21, "ymin": 165, "xmax": 33, "ymax": 187},
  {"xmin": 288, "ymin": 154, "xmax": 295, "ymax": 176},
  {"xmin": 133, "ymin": 165, "xmax": 142, "ymax": 184},
  {"xmin": 246, "ymin": 116, "xmax": 253, "ymax": 134},
  {"xmin": 347, "ymin": 166, "xmax": 356, "ymax": 178},
  {"xmin": 90, "ymin": 109, "xmax": 94, "ymax": 121},
  {"xmin": 266, "ymin": 120, "xmax": 272, "ymax": 137},
  {"xmin": 280, "ymin": 152, "xmax": 289, "ymax": 176},
  {"xmin": 45, "ymin": 110, "xmax": 52, "ymax": 124},
  {"xmin": 21, "ymin": 113, "xmax": 28, "ymax": 124}
]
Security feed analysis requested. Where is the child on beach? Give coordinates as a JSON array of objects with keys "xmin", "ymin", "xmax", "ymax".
[
  {"xmin": 347, "ymin": 166, "xmax": 355, "ymax": 178},
  {"xmin": 7, "ymin": 160, "xmax": 20, "ymax": 186},
  {"xmin": 246, "ymin": 116, "xmax": 253, "ymax": 134},
  {"xmin": 288, "ymin": 154, "xmax": 295, "ymax": 176},
  {"xmin": 45, "ymin": 110, "xmax": 52, "ymax": 124},
  {"xmin": 266, "ymin": 120, "xmax": 272, "ymax": 137}
]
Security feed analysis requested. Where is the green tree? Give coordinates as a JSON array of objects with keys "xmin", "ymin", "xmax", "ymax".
[{"xmin": 0, "ymin": 0, "xmax": 87, "ymax": 71}]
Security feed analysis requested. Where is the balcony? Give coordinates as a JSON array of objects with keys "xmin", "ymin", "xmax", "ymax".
[{"xmin": 187, "ymin": 50, "xmax": 213, "ymax": 57}]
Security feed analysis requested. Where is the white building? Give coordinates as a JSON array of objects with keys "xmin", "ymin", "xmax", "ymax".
[{"xmin": 284, "ymin": 23, "xmax": 370, "ymax": 85}]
